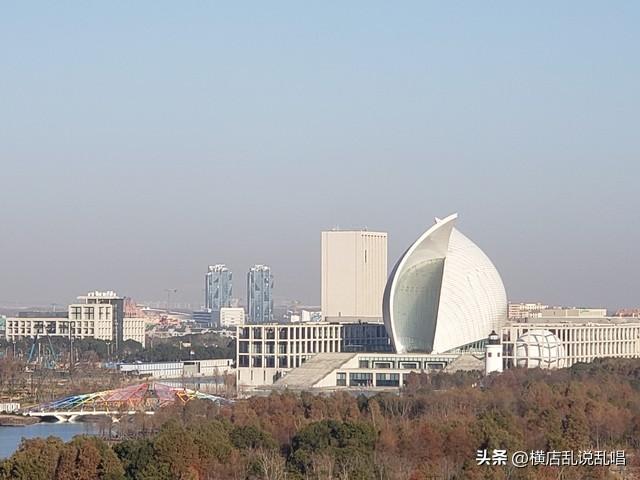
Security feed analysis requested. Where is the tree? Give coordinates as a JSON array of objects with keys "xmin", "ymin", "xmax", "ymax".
[{"xmin": 0, "ymin": 436, "xmax": 64, "ymax": 480}]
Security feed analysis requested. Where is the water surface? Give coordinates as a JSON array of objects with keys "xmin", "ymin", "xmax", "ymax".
[{"xmin": 0, "ymin": 422, "xmax": 99, "ymax": 459}]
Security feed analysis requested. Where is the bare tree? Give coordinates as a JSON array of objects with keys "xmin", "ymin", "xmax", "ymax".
[{"xmin": 254, "ymin": 448, "xmax": 287, "ymax": 480}]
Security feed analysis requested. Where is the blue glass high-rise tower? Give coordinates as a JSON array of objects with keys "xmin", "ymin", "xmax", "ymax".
[
  {"xmin": 205, "ymin": 265, "xmax": 233, "ymax": 312},
  {"xmin": 247, "ymin": 265, "xmax": 273, "ymax": 324}
]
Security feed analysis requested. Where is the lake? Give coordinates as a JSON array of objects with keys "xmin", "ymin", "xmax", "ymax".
[{"xmin": 0, "ymin": 422, "xmax": 100, "ymax": 459}]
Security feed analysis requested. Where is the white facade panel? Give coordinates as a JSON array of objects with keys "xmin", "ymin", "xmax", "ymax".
[
  {"xmin": 321, "ymin": 230, "xmax": 387, "ymax": 320},
  {"xmin": 220, "ymin": 307, "xmax": 245, "ymax": 328}
]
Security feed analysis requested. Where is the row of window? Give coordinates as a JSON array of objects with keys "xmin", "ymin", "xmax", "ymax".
[{"xmin": 336, "ymin": 372, "xmax": 404, "ymax": 387}]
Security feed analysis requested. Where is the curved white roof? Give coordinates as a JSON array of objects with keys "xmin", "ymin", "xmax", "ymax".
[{"xmin": 383, "ymin": 214, "xmax": 507, "ymax": 354}]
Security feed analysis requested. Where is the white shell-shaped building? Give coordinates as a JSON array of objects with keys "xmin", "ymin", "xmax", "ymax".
[{"xmin": 382, "ymin": 214, "xmax": 507, "ymax": 354}]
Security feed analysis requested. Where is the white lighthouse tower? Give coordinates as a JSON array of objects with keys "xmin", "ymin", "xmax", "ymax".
[{"xmin": 485, "ymin": 330, "xmax": 503, "ymax": 375}]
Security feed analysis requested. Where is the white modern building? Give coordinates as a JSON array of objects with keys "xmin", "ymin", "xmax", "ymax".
[
  {"xmin": 508, "ymin": 302, "xmax": 548, "ymax": 320},
  {"xmin": 236, "ymin": 322, "xmax": 390, "ymax": 387},
  {"xmin": 220, "ymin": 307, "xmax": 245, "ymax": 328},
  {"xmin": 5, "ymin": 312, "xmax": 95, "ymax": 342},
  {"xmin": 268, "ymin": 351, "xmax": 470, "ymax": 391},
  {"xmin": 236, "ymin": 214, "xmax": 640, "ymax": 392},
  {"xmin": 5, "ymin": 291, "xmax": 146, "ymax": 348},
  {"xmin": 508, "ymin": 303, "xmax": 608, "ymax": 321},
  {"xmin": 538, "ymin": 308, "xmax": 607, "ymax": 318},
  {"xmin": 321, "ymin": 230, "xmax": 387, "ymax": 322},
  {"xmin": 383, "ymin": 214, "xmax": 508, "ymax": 354},
  {"xmin": 501, "ymin": 317, "xmax": 640, "ymax": 369},
  {"xmin": 122, "ymin": 316, "xmax": 146, "ymax": 348},
  {"xmin": 119, "ymin": 358, "xmax": 233, "ymax": 379}
]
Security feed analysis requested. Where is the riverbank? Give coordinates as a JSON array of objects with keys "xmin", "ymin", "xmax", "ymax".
[{"xmin": 0, "ymin": 414, "xmax": 40, "ymax": 426}]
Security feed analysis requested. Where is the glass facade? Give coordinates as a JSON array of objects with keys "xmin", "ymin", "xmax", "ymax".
[
  {"xmin": 247, "ymin": 265, "xmax": 273, "ymax": 324},
  {"xmin": 376, "ymin": 373, "xmax": 400, "ymax": 387},
  {"xmin": 342, "ymin": 323, "xmax": 392, "ymax": 352},
  {"xmin": 205, "ymin": 265, "xmax": 233, "ymax": 312},
  {"xmin": 349, "ymin": 372, "xmax": 373, "ymax": 386}
]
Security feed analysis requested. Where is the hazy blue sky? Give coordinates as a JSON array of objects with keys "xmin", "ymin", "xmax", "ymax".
[{"xmin": 1, "ymin": 2, "xmax": 638, "ymax": 309}]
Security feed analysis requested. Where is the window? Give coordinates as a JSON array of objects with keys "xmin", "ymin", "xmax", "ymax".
[
  {"xmin": 336, "ymin": 372, "xmax": 347, "ymax": 386},
  {"xmin": 349, "ymin": 372, "xmax": 373, "ymax": 387},
  {"xmin": 400, "ymin": 362, "xmax": 418, "ymax": 369},
  {"xmin": 376, "ymin": 373, "xmax": 399, "ymax": 387},
  {"xmin": 70, "ymin": 306, "xmax": 82, "ymax": 320},
  {"xmin": 373, "ymin": 362, "xmax": 392, "ymax": 369}
]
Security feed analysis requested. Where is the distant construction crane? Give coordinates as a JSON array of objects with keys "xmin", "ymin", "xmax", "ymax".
[{"xmin": 165, "ymin": 289, "xmax": 177, "ymax": 313}]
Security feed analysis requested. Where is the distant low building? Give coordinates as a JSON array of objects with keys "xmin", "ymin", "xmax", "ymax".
[
  {"xmin": 508, "ymin": 302, "xmax": 548, "ymax": 319},
  {"xmin": 192, "ymin": 310, "xmax": 214, "ymax": 328},
  {"xmin": 539, "ymin": 307, "xmax": 607, "ymax": 318},
  {"xmin": 119, "ymin": 358, "xmax": 234, "ymax": 379},
  {"xmin": 220, "ymin": 307, "xmax": 245, "ymax": 328}
]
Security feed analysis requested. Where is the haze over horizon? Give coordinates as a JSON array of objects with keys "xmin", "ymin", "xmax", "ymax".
[{"xmin": 1, "ymin": 2, "xmax": 638, "ymax": 310}]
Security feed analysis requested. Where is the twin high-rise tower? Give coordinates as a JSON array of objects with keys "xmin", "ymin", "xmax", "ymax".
[
  {"xmin": 204, "ymin": 265, "xmax": 233, "ymax": 311},
  {"xmin": 207, "ymin": 229, "xmax": 387, "ymax": 326},
  {"xmin": 204, "ymin": 264, "xmax": 273, "ymax": 324},
  {"xmin": 247, "ymin": 265, "xmax": 274, "ymax": 324}
]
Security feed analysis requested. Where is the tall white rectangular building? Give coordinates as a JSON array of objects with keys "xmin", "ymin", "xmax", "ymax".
[{"xmin": 321, "ymin": 230, "xmax": 387, "ymax": 321}]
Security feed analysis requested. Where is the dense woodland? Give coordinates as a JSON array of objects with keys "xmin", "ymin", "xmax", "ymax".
[{"xmin": 3, "ymin": 358, "xmax": 640, "ymax": 479}]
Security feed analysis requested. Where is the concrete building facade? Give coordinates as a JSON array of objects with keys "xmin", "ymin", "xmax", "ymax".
[
  {"xmin": 236, "ymin": 322, "xmax": 390, "ymax": 387},
  {"xmin": 321, "ymin": 230, "xmax": 387, "ymax": 321},
  {"xmin": 220, "ymin": 307, "xmax": 245, "ymax": 328},
  {"xmin": 501, "ymin": 318, "xmax": 640, "ymax": 368},
  {"xmin": 508, "ymin": 302, "xmax": 548, "ymax": 320},
  {"xmin": 5, "ymin": 291, "xmax": 145, "ymax": 348},
  {"xmin": 119, "ymin": 358, "xmax": 233, "ymax": 379}
]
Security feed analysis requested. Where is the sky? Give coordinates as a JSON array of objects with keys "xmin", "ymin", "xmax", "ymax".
[{"xmin": 1, "ymin": 2, "xmax": 639, "ymax": 310}]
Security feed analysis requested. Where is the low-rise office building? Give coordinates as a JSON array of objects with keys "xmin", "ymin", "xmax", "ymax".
[
  {"xmin": 266, "ymin": 351, "xmax": 474, "ymax": 391},
  {"xmin": 119, "ymin": 358, "xmax": 234, "ymax": 379},
  {"xmin": 501, "ymin": 317, "xmax": 640, "ymax": 368},
  {"xmin": 236, "ymin": 322, "xmax": 391, "ymax": 387},
  {"xmin": 5, "ymin": 291, "xmax": 146, "ymax": 348}
]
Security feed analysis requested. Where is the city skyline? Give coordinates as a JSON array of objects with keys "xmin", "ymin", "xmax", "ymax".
[{"xmin": 1, "ymin": 3, "xmax": 639, "ymax": 309}]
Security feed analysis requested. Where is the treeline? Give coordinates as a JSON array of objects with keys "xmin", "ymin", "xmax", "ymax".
[
  {"xmin": 3, "ymin": 358, "xmax": 640, "ymax": 479},
  {"xmin": 0, "ymin": 332, "xmax": 235, "ymax": 365},
  {"xmin": 128, "ymin": 333, "xmax": 235, "ymax": 363}
]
